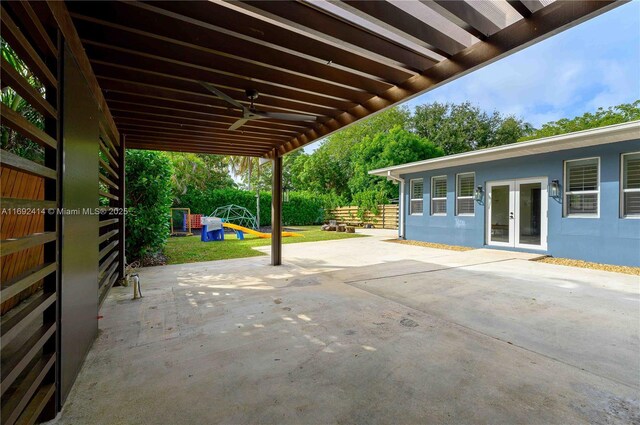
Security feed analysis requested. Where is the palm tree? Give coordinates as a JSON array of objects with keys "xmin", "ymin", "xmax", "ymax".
[
  {"xmin": 1, "ymin": 39, "xmax": 44, "ymax": 160},
  {"xmin": 228, "ymin": 156, "xmax": 263, "ymax": 227}
]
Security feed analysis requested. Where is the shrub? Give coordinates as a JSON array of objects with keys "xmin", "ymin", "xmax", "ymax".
[
  {"xmin": 176, "ymin": 188, "xmax": 326, "ymax": 226},
  {"xmin": 282, "ymin": 191, "xmax": 324, "ymax": 225},
  {"xmin": 125, "ymin": 150, "xmax": 173, "ymax": 261}
]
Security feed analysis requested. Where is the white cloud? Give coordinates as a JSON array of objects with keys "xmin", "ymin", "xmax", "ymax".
[{"xmin": 409, "ymin": 2, "xmax": 640, "ymax": 127}]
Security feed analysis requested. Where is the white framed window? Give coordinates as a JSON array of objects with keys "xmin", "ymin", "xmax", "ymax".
[
  {"xmin": 622, "ymin": 152, "xmax": 640, "ymax": 218},
  {"xmin": 456, "ymin": 172, "xmax": 475, "ymax": 216},
  {"xmin": 431, "ymin": 176, "xmax": 447, "ymax": 215},
  {"xmin": 410, "ymin": 179, "xmax": 423, "ymax": 215},
  {"xmin": 564, "ymin": 157, "xmax": 599, "ymax": 217}
]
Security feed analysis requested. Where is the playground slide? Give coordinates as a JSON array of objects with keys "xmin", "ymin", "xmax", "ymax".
[{"xmin": 222, "ymin": 222, "xmax": 303, "ymax": 238}]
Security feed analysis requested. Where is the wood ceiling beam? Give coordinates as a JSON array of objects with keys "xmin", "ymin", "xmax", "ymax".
[
  {"xmin": 340, "ymin": 1, "xmax": 467, "ymax": 56},
  {"xmin": 69, "ymin": 9, "xmax": 395, "ymax": 96},
  {"xmin": 91, "ymin": 63, "xmax": 339, "ymax": 118},
  {"xmin": 239, "ymin": 1, "xmax": 436, "ymax": 73},
  {"xmin": 108, "ymin": 103, "xmax": 311, "ymax": 133},
  {"xmin": 115, "ymin": 121, "xmax": 289, "ymax": 143},
  {"xmin": 78, "ymin": 37, "xmax": 372, "ymax": 105},
  {"xmin": 127, "ymin": 0, "xmax": 416, "ymax": 83},
  {"xmin": 90, "ymin": 57, "xmax": 356, "ymax": 112},
  {"xmin": 430, "ymin": 0, "xmax": 502, "ymax": 37},
  {"xmin": 230, "ymin": 1, "xmax": 435, "ymax": 73},
  {"xmin": 113, "ymin": 115, "xmax": 300, "ymax": 138},
  {"xmin": 125, "ymin": 137, "xmax": 269, "ymax": 154},
  {"xmin": 417, "ymin": 1, "xmax": 485, "ymax": 40},
  {"xmin": 127, "ymin": 140, "xmax": 266, "ymax": 157},
  {"xmin": 273, "ymin": 0, "xmax": 620, "ymax": 157},
  {"xmin": 126, "ymin": 136, "xmax": 270, "ymax": 150},
  {"xmin": 102, "ymin": 85, "xmax": 339, "ymax": 129},
  {"xmin": 120, "ymin": 128, "xmax": 281, "ymax": 146},
  {"xmin": 100, "ymin": 78, "xmax": 330, "ymax": 119},
  {"xmin": 107, "ymin": 97, "xmax": 322, "ymax": 131},
  {"xmin": 507, "ymin": 0, "xmax": 534, "ymax": 18},
  {"xmin": 100, "ymin": 79, "xmax": 318, "ymax": 134}
]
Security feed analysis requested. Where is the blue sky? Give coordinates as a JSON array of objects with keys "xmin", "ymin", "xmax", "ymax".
[{"xmin": 305, "ymin": 1, "xmax": 640, "ymax": 152}]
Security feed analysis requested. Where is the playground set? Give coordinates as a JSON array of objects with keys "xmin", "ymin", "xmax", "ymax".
[
  {"xmin": 170, "ymin": 204, "xmax": 303, "ymax": 242},
  {"xmin": 170, "ymin": 208, "xmax": 193, "ymax": 236}
]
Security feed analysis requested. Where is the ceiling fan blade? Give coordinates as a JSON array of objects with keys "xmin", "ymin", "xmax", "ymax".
[
  {"xmin": 199, "ymin": 82, "xmax": 245, "ymax": 110},
  {"xmin": 256, "ymin": 111, "xmax": 316, "ymax": 122},
  {"xmin": 229, "ymin": 118, "xmax": 250, "ymax": 131}
]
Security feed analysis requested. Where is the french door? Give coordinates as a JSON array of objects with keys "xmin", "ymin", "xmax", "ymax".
[{"xmin": 486, "ymin": 178, "xmax": 548, "ymax": 250}]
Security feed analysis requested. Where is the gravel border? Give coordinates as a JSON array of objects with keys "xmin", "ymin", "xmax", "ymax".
[
  {"xmin": 384, "ymin": 239, "xmax": 473, "ymax": 252},
  {"xmin": 535, "ymin": 257, "xmax": 640, "ymax": 276},
  {"xmin": 385, "ymin": 239, "xmax": 639, "ymax": 275}
]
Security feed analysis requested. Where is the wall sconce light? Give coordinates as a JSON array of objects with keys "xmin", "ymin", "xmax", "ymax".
[
  {"xmin": 549, "ymin": 179, "xmax": 561, "ymax": 198},
  {"xmin": 284, "ymin": 187, "xmax": 290, "ymax": 203},
  {"xmin": 474, "ymin": 186, "xmax": 483, "ymax": 202}
]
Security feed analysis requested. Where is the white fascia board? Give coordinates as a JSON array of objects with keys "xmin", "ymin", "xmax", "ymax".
[{"xmin": 369, "ymin": 121, "xmax": 640, "ymax": 177}]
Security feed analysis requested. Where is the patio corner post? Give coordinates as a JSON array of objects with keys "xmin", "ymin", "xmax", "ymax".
[{"xmin": 271, "ymin": 150, "xmax": 283, "ymax": 266}]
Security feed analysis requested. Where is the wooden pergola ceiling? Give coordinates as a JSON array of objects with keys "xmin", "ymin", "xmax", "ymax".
[{"xmin": 66, "ymin": 0, "xmax": 620, "ymax": 158}]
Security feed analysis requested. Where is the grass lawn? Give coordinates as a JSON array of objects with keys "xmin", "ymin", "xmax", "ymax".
[{"xmin": 164, "ymin": 225, "xmax": 367, "ymax": 264}]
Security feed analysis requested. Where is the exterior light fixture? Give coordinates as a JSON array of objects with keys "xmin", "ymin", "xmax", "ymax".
[
  {"xmin": 474, "ymin": 186, "xmax": 483, "ymax": 202},
  {"xmin": 549, "ymin": 179, "xmax": 561, "ymax": 198},
  {"xmin": 284, "ymin": 187, "xmax": 290, "ymax": 203}
]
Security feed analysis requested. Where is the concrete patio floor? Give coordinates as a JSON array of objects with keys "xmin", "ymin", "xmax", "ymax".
[{"xmin": 55, "ymin": 230, "xmax": 639, "ymax": 424}]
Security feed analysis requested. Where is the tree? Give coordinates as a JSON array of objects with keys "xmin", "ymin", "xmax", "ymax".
[
  {"xmin": 295, "ymin": 106, "xmax": 411, "ymax": 198},
  {"xmin": 167, "ymin": 153, "xmax": 235, "ymax": 203},
  {"xmin": 411, "ymin": 102, "xmax": 531, "ymax": 154},
  {"xmin": 349, "ymin": 126, "xmax": 444, "ymax": 212},
  {"xmin": 288, "ymin": 152, "xmax": 310, "ymax": 191},
  {"xmin": 228, "ymin": 156, "xmax": 258, "ymax": 189},
  {"xmin": 521, "ymin": 101, "xmax": 640, "ymax": 141},
  {"xmin": 1, "ymin": 40, "xmax": 45, "ymax": 161},
  {"xmin": 249, "ymin": 149, "xmax": 305, "ymax": 191},
  {"xmin": 495, "ymin": 116, "xmax": 533, "ymax": 146}
]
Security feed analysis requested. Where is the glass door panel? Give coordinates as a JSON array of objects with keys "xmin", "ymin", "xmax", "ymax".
[
  {"xmin": 517, "ymin": 182, "xmax": 542, "ymax": 246},
  {"xmin": 488, "ymin": 183, "xmax": 513, "ymax": 245}
]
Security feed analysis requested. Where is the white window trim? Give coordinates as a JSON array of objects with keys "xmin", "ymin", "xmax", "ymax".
[
  {"xmin": 431, "ymin": 175, "xmax": 447, "ymax": 216},
  {"xmin": 456, "ymin": 172, "xmax": 475, "ymax": 216},
  {"xmin": 409, "ymin": 178, "xmax": 423, "ymax": 216},
  {"xmin": 621, "ymin": 151, "xmax": 640, "ymax": 219},
  {"xmin": 563, "ymin": 156, "xmax": 600, "ymax": 218}
]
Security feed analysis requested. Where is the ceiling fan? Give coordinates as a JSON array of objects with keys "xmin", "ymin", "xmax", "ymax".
[{"xmin": 199, "ymin": 82, "xmax": 315, "ymax": 131}]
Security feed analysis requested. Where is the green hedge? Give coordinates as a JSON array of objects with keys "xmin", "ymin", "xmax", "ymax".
[
  {"xmin": 125, "ymin": 150, "xmax": 173, "ymax": 260},
  {"xmin": 176, "ymin": 188, "xmax": 326, "ymax": 226}
]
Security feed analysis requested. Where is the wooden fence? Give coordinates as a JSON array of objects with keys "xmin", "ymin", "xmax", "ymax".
[
  {"xmin": 329, "ymin": 204, "xmax": 398, "ymax": 229},
  {"xmin": 0, "ymin": 168, "xmax": 45, "ymax": 314}
]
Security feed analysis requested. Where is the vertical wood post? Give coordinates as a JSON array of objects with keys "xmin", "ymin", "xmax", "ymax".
[
  {"xmin": 382, "ymin": 204, "xmax": 386, "ymax": 229},
  {"xmin": 271, "ymin": 150, "xmax": 282, "ymax": 266},
  {"xmin": 399, "ymin": 180, "xmax": 405, "ymax": 238},
  {"xmin": 116, "ymin": 135, "xmax": 126, "ymax": 279},
  {"xmin": 41, "ymin": 27, "xmax": 63, "ymax": 420}
]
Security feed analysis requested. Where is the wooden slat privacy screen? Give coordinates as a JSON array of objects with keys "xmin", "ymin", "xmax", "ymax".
[
  {"xmin": 97, "ymin": 124, "xmax": 123, "ymax": 308},
  {"xmin": 1, "ymin": 2, "xmax": 59, "ymax": 424},
  {"xmin": 329, "ymin": 204, "xmax": 399, "ymax": 230}
]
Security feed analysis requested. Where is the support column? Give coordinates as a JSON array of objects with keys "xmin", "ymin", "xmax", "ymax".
[{"xmin": 271, "ymin": 150, "xmax": 282, "ymax": 266}]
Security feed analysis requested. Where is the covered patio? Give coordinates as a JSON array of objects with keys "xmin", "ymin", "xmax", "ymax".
[
  {"xmin": 0, "ymin": 1, "xmax": 626, "ymax": 423},
  {"xmin": 58, "ymin": 231, "xmax": 638, "ymax": 424}
]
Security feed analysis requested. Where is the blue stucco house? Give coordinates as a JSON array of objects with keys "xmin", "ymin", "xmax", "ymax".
[{"xmin": 370, "ymin": 121, "xmax": 640, "ymax": 266}]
